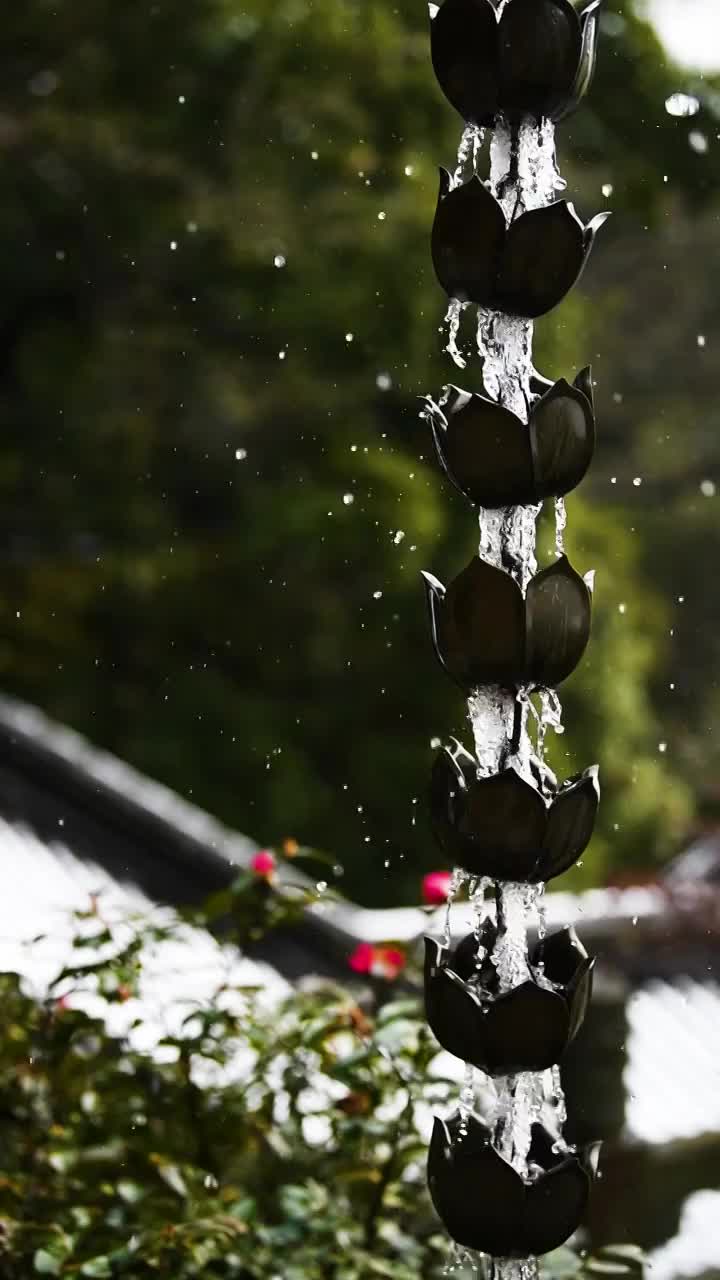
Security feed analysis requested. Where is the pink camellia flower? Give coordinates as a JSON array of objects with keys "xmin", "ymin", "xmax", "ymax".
[
  {"xmin": 348, "ymin": 942, "xmax": 406, "ymax": 981},
  {"xmin": 375, "ymin": 947, "xmax": 406, "ymax": 980},
  {"xmin": 349, "ymin": 942, "xmax": 375, "ymax": 974},
  {"xmin": 251, "ymin": 849, "xmax": 276, "ymax": 879},
  {"xmin": 422, "ymin": 870, "xmax": 453, "ymax": 906}
]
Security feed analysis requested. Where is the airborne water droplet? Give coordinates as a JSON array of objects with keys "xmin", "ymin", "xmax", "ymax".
[{"xmin": 665, "ymin": 92, "xmax": 700, "ymax": 118}]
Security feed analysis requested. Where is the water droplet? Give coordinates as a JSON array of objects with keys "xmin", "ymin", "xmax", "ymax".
[
  {"xmin": 316, "ymin": 880, "xmax": 328, "ymax": 894},
  {"xmin": 632, "ymin": 915, "xmax": 638, "ymax": 926},
  {"xmin": 186, "ymin": 221, "xmax": 198, "ymax": 233},
  {"xmin": 701, "ymin": 479, "xmax": 716, "ymax": 497},
  {"xmin": 601, "ymin": 182, "xmax": 614, "ymax": 197},
  {"xmin": 278, "ymin": 349, "xmax": 286, "ymax": 361},
  {"xmin": 392, "ymin": 530, "xmax": 405, "ymax": 545},
  {"xmin": 345, "ymin": 332, "xmax": 354, "ymax": 343},
  {"xmin": 333, "ymin": 863, "xmax": 344, "ymax": 877},
  {"xmin": 273, "ymin": 254, "xmax": 286, "ymax": 268},
  {"xmin": 430, "ymin": 736, "xmax": 441, "ymax": 749},
  {"xmin": 235, "ymin": 448, "xmax": 247, "ymax": 461},
  {"xmin": 377, "ymin": 211, "xmax": 386, "ymax": 221},
  {"xmin": 697, "ymin": 334, "xmax": 706, "ymax": 347},
  {"xmin": 343, "ymin": 493, "xmax": 354, "ymax": 506},
  {"xmin": 372, "ymin": 590, "xmax": 383, "ymax": 599},
  {"xmin": 29, "ymin": 70, "xmax": 60, "ymax": 97},
  {"xmin": 170, "ymin": 240, "xmax": 178, "ymax": 251},
  {"xmin": 618, "ymin": 602, "xmax": 627, "ymax": 614},
  {"xmin": 665, "ymin": 92, "xmax": 700, "ymax": 118},
  {"xmin": 632, "ymin": 477, "xmax": 642, "ymax": 487},
  {"xmin": 689, "ymin": 130, "xmax": 708, "ymax": 154},
  {"xmin": 178, "ymin": 94, "xmax": 186, "ymax": 105},
  {"xmin": 376, "ymin": 372, "xmax": 392, "ymax": 390},
  {"xmin": 311, "ymin": 150, "xmax": 319, "ymax": 160},
  {"xmin": 658, "ymin": 742, "xmax": 667, "ymax": 754}
]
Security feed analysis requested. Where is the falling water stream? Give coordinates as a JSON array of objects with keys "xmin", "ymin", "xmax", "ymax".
[{"xmin": 441, "ymin": 118, "xmax": 571, "ymax": 1280}]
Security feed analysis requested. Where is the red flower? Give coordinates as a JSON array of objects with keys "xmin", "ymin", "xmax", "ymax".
[
  {"xmin": 348, "ymin": 943, "xmax": 406, "ymax": 981},
  {"xmin": 251, "ymin": 849, "xmax": 276, "ymax": 879},
  {"xmin": 349, "ymin": 942, "xmax": 374, "ymax": 974},
  {"xmin": 422, "ymin": 870, "xmax": 453, "ymax": 905}
]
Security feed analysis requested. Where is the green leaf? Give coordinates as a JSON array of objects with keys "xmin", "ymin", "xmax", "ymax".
[
  {"xmin": 81, "ymin": 1259, "xmax": 113, "ymax": 1278},
  {"xmin": 34, "ymin": 1252, "xmax": 61, "ymax": 1276}
]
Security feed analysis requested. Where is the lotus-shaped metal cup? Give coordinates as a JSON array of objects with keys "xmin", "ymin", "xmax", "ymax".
[
  {"xmin": 430, "ymin": 740, "xmax": 599, "ymax": 881},
  {"xmin": 424, "ymin": 923, "xmax": 595, "ymax": 1073},
  {"xmin": 422, "ymin": 554, "xmax": 592, "ymax": 691},
  {"xmin": 426, "ymin": 369, "xmax": 595, "ymax": 507},
  {"xmin": 430, "ymin": 0, "xmax": 603, "ymax": 126},
  {"xmin": 428, "ymin": 1112, "xmax": 600, "ymax": 1257},
  {"xmin": 431, "ymin": 171, "xmax": 609, "ymax": 317}
]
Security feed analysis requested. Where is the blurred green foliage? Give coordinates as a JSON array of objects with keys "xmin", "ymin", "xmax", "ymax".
[
  {"xmin": 0, "ymin": 1, "xmax": 718, "ymax": 901},
  {"xmin": 0, "ymin": 871, "xmax": 647, "ymax": 1278}
]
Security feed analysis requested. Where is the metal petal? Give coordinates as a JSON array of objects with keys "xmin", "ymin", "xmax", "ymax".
[
  {"xmin": 573, "ymin": 363, "xmax": 595, "ymax": 413},
  {"xmin": 428, "ymin": 1113, "xmax": 525, "ymax": 1256},
  {"xmin": 431, "ymin": 174, "xmax": 506, "ymax": 305},
  {"xmin": 451, "ymin": 921, "xmax": 498, "ymax": 982},
  {"xmin": 542, "ymin": 765, "xmax": 600, "ymax": 880},
  {"xmin": 566, "ymin": 955, "xmax": 595, "ymax": 1042},
  {"xmin": 459, "ymin": 767, "xmax": 547, "ymax": 880},
  {"xmin": 424, "ymin": 937, "xmax": 488, "ymax": 1064},
  {"xmin": 529, "ymin": 377, "xmax": 595, "ymax": 500},
  {"xmin": 429, "ymin": 740, "xmax": 477, "ymax": 855},
  {"xmin": 498, "ymin": 0, "xmax": 582, "ymax": 121},
  {"xmin": 421, "ymin": 569, "xmax": 454, "ymax": 683},
  {"xmin": 497, "ymin": 201, "xmax": 588, "ymax": 319},
  {"xmin": 430, "ymin": 0, "xmax": 501, "ymax": 125},
  {"xmin": 534, "ymin": 925, "xmax": 588, "ymax": 987},
  {"xmin": 483, "ymin": 981, "xmax": 571, "ymax": 1074},
  {"xmin": 525, "ymin": 555, "xmax": 592, "ymax": 687},
  {"xmin": 440, "ymin": 556, "xmax": 526, "ymax": 689},
  {"xmin": 523, "ymin": 1152, "xmax": 592, "ymax": 1255},
  {"xmin": 436, "ymin": 388, "xmax": 537, "ymax": 507},
  {"xmin": 556, "ymin": 0, "xmax": 604, "ymax": 121}
]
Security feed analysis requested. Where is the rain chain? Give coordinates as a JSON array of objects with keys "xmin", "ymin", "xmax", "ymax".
[{"xmin": 419, "ymin": 0, "xmax": 608, "ymax": 1273}]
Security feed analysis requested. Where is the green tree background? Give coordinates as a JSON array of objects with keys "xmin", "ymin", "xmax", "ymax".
[{"xmin": 1, "ymin": 0, "xmax": 718, "ymax": 904}]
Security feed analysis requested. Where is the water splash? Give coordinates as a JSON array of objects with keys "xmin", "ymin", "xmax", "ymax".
[
  {"xmin": 536, "ymin": 687, "xmax": 564, "ymax": 775},
  {"xmin": 517, "ymin": 118, "xmax": 566, "ymax": 210},
  {"xmin": 459, "ymin": 1062, "xmax": 476, "ymax": 1131},
  {"xmin": 453, "ymin": 124, "xmax": 484, "ymax": 186},
  {"xmin": 468, "ymin": 686, "xmax": 516, "ymax": 776},
  {"xmin": 554, "ymin": 496, "xmax": 567, "ymax": 556},
  {"xmin": 443, "ymin": 867, "xmax": 468, "ymax": 946},
  {"xmin": 476, "ymin": 308, "xmax": 533, "ymax": 413},
  {"xmin": 493, "ymin": 1258, "xmax": 540, "ymax": 1280},
  {"xmin": 492, "ymin": 882, "xmax": 543, "ymax": 990},
  {"xmin": 445, "ymin": 298, "xmax": 468, "ymax": 368},
  {"xmin": 551, "ymin": 1063, "xmax": 568, "ymax": 1130},
  {"xmin": 443, "ymin": 1242, "xmax": 479, "ymax": 1277}
]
